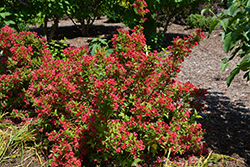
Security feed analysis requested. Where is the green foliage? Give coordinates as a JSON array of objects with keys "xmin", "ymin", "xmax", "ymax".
[
  {"xmin": 27, "ymin": 0, "xmax": 71, "ymax": 19},
  {"xmin": 27, "ymin": 0, "xmax": 72, "ymax": 41},
  {"xmin": 187, "ymin": 14, "xmax": 218, "ymax": 31},
  {"xmin": 49, "ymin": 38, "xmax": 69, "ymax": 61},
  {"xmin": 89, "ymin": 38, "xmax": 113, "ymax": 56},
  {"xmin": 206, "ymin": 0, "xmax": 250, "ymax": 87},
  {"xmin": 105, "ymin": 9, "xmax": 122, "ymax": 23},
  {"xmin": 25, "ymin": 11, "xmax": 44, "ymax": 27},
  {"xmin": 0, "ymin": 7, "xmax": 15, "ymax": 28},
  {"xmin": 0, "ymin": 0, "xmax": 35, "ymax": 32},
  {"xmin": 0, "ymin": 6, "xmax": 28, "ymax": 32},
  {"xmin": 104, "ymin": 0, "xmax": 131, "ymax": 23},
  {"xmin": 147, "ymin": 32, "xmax": 165, "ymax": 51}
]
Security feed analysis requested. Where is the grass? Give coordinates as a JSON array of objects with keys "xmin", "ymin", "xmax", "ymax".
[
  {"xmin": 0, "ymin": 113, "xmax": 47, "ymax": 166},
  {"xmin": 162, "ymin": 151, "xmax": 244, "ymax": 167}
]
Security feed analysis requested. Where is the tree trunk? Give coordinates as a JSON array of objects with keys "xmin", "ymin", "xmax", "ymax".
[
  {"xmin": 47, "ymin": 14, "xmax": 60, "ymax": 42},
  {"xmin": 43, "ymin": 16, "xmax": 48, "ymax": 41},
  {"xmin": 163, "ymin": 13, "xmax": 175, "ymax": 33},
  {"xmin": 143, "ymin": 15, "xmax": 157, "ymax": 40},
  {"xmin": 13, "ymin": 24, "xmax": 20, "ymax": 32},
  {"xmin": 43, "ymin": 15, "xmax": 59, "ymax": 42}
]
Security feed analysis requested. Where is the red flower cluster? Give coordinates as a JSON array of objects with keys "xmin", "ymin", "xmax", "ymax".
[{"xmin": 132, "ymin": 0, "xmax": 150, "ymax": 22}]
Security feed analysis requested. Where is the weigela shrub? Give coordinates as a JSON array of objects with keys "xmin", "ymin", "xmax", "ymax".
[
  {"xmin": 0, "ymin": 1, "xmax": 208, "ymax": 166},
  {"xmin": 0, "ymin": 24, "xmax": 50, "ymax": 74},
  {"xmin": 0, "ymin": 25, "xmax": 51, "ymax": 119}
]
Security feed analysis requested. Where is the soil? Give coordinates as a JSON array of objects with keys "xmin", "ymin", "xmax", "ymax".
[{"xmin": 5, "ymin": 16, "xmax": 249, "ymax": 166}]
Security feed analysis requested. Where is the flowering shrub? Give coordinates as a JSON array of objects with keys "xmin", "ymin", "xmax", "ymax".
[
  {"xmin": 0, "ymin": 1, "xmax": 207, "ymax": 166},
  {"xmin": 0, "ymin": 24, "xmax": 49, "ymax": 74},
  {"xmin": 0, "ymin": 24, "xmax": 51, "ymax": 118}
]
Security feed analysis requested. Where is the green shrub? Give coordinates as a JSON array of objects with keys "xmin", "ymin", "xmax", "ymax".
[
  {"xmin": 104, "ymin": 0, "xmax": 131, "ymax": 23},
  {"xmin": 0, "ymin": 7, "xmax": 15, "ymax": 28},
  {"xmin": 187, "ymin": 14, "xmax": 217, "ymax": 31},
  {"xmin": 48, "ymin": 38, "xmax": 69, "ymax": 61},
  {"xmin": 0, "ymin": 0, "xmax": 36, "ymax": 32},
  {"xmin": 105, "ymin": 8, "xmax": 122, "ymax": 23}
]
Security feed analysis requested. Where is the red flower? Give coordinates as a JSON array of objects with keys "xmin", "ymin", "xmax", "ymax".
[{"xmin": 1, "ymin": 57, "xmax": 7, "ymax": 64}]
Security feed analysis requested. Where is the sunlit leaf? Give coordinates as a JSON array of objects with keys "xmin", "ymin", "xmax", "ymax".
[
  {"xmin": 221, "ymin": 62, "xmax": 229, "ymax": 72},
  {"xmin": 222, "ymin": 31, "xmax": 238, "ymax": 53},
  {"xmin": 228, "ymin": 2, "xmax": 240, "ymax": 16},
  {"xmin": 227, "ymin": 67, "xmax": 240, "ymax": 87}
]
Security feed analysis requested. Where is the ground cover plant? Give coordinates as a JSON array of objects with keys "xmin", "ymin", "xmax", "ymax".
[
  {"xmin": 186, "ymin": 14, "xmax": 216, "ymax": 32},
  {"xmin": 0, "ymin": 113, "xmax": 37, "ymax": 165},
  {"xmin": 0, "ymin": 0, "xmax": 215, "ymax": 166}
]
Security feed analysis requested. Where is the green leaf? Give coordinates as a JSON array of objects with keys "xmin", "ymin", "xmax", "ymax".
[
  {"xmin": 196, "ymin": 115, "xmax": 203, "ymax": 119},
  {"xmin": 228, "ymin": 2, "xmax": 240, "ymax": 16},
  {"xmin": 4, "ymin": 20, "xmax": 15, "ymax": 25},
  {"xmin": 0, "ymin": 12, "xmax": 11, "ymax": 19},
  {"xmin": 228, "ymin": 0, "xmax": 234, "ymax": 8},
  {"xmin": 208, "ymin": 19, "xmax": 219, "ymax": 38},
  {"xmin": 243, "ymin": 28, "xmax": 250, "ymax": 41},
  {"xmin": 238, "ymin": 61, "xmax": 250, "ymax": 71},
  {"xmin": 243, "ymin": 71, "xmax": 249, "ymax": 80},
  {"xmin": 201, "ymin": 8, "xmax": 210, "ymax": 16},
  {"xmin": 247, "ymin": 0, "xmax": 250, "ymax": 6},
  {"xmin": 221, "ymin": 58, "xmax": 229, "ymax": 72},
  {"xmin": 239, "ymin": 62, "xmax": 250, "ymax": 71},
  {"xmin": 248, "ymin": 71, "xmax": 250, "ymax": 81},
  {"xmin": 221, "ymin": 62, "xmax": 229, "ymax": 72},
  {"xmin": 131, "ymin": 158, "xmax": 141, "ymax": 166},
  {"xmin": 223, "ymin": 31, "xmax": 238, "ymax": 53},
  {"xmin": 221, "ymin": 58, "xmax": 229, "ymax": 64},
  {"xmin": 241, "ymin": 54, "xmax": 250, "ymax": 62},
  {"xmin": 229, "ymin": 46, "xmax": 242, "ymax": 61},
  {"xmin": 227, "ymin": 67, "xmax": 240, "ymax": 87},
  {"xmin": 219, "ymin": 19, "xmax": 229, "ymax": 31},
  {"xmin": 105, "ymin": 49, "xmax": 113, "ymax": 55},
  {"xmin": 0, "ymin": 7, "xmax": 4, "ymax": 12}
]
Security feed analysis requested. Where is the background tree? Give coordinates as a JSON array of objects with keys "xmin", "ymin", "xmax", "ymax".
[
  {"xmin": 0, "ymin": 0, "xmax": 34, "ymax": 31},
  {"xmin": 68, "ymin": 0, "xmax": 116, "ymax": 36},
  {"xmin": 26, "ymin": 0, "xmax": 72, "ymax": 42},
  {"xmin": 111, "ymin": 0, "xmax": 210, "ymax": 49}
]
